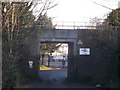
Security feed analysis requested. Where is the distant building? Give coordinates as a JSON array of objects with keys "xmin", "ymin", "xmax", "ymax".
[
  {"xmin": 52, "ymin": 44, "xmax": 68, "ymax": 55},
  {"xmin": 52, "ymin": 44, "xmax": 68, "ymax": 60}
]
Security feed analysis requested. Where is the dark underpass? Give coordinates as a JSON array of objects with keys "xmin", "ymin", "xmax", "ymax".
[{"xmin": 22, "ymin": 68, "xmax": 96, "ymax": 88}]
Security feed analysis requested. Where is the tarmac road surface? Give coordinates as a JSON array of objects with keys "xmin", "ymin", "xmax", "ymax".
[{"xmin": 21, "ymin": 68, "xmax": 96, "ymax": 88}]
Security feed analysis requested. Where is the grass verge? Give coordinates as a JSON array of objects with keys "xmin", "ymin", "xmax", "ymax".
[{"xmin": 40, "ymin": 65, "xmax": 49, "ymax": 70}]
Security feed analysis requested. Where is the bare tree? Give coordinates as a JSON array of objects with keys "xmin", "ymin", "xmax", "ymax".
[
  {"xmin": 1, "ymin": 0, "xmax": 57, "ymax": 88},
  {"xmin": 30, "ymin": 0, "xmax": 57, "ymax": 21},
  {"xmin": 89, "ymin": 17, "xmax": 103, "ymax": 29}
]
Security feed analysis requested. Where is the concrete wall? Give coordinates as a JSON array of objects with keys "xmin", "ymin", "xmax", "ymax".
[
  {"xmin": 25, "ymin": 28, "xmax": 118, "ymax": 84},
  {"xmin": 37, "ymin": 29, "xmax": 78, "ymax": 80},
  {"xmin": 37, "ymin": 29, "xmax": 77, "ymax": 39},
  {"xmin": 22, "ymin": 30, "xmax": 40, "ymax": 79},
  {"xmin": 26, "ymin": 29, "xmax": 78, "ymax": 80},
  {"xmin": 37, "ymin": 29, "xmax": 77, "ymax": 55},
  {"xmin": 76, "ymin": 29, "xmax": 118, "ymax": 84}
]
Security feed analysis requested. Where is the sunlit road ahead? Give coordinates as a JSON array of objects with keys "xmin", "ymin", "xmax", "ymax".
[{"xmin": 49, "ymin": 61, "xmax": 68, "ymax": 68}]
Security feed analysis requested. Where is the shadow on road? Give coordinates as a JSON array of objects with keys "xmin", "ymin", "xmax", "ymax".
[
  {"xmin": 39, "ymin": 68, "xmax": 67, "ymax": 83},
  {"xmin": 21, "ymin": 68, "xmax": 96, "ymax": 88}
]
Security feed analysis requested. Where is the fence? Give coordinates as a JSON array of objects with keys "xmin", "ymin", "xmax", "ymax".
[{"xmin": 38, "ymin": 21, "xmax": 119, "ymax": 30}]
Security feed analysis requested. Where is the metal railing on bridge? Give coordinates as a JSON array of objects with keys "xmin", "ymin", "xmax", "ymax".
[
  {"xmin": 38, "ymin": 21, "xmax": 119, "ymax": 30},
  {"xmin": 53, "ymin": 21, "xmax": 97, "ymax": 29}
]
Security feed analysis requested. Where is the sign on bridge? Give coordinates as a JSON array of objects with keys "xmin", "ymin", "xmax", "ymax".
[{"xmin": 79, "ymin": 48, "xmax": 90, "ymax": 55}]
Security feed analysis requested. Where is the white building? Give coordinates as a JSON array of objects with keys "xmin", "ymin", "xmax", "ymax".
[{"xmin": 52, "ymin": 44, "xmax": 68, "ymax": 60}]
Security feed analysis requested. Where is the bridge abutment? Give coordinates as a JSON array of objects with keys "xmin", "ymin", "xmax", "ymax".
[{"xmin": 21, "ymin": 28, "xmax": 118, "ymax": 85}]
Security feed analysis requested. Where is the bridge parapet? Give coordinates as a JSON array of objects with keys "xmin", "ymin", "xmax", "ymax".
[
  {"xmin": 37, "ymin": 29, "xmax": 77, "ymax": 39},
  {"xmin": 38, "ymin": 20, "xmax": 119, "ymax": 30}
]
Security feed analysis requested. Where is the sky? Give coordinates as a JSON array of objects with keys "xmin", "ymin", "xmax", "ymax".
[{"xmin": 47, "ymin": 0, "xmax": 119, "ymax": 26}]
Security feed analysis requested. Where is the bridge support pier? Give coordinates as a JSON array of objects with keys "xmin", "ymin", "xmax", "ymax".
[{"xmin": 67, "ymin": 42, "xmax": 78, "ymax": 81}]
